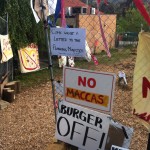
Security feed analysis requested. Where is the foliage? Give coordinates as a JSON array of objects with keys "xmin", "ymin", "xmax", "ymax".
[
  {"xmin": 0, "ymin": 1, "xmax": 6, "ymax": 15},
  {"xmin": 117, "ymin": 7, "xmax": 150, "ymax": 33},
  {"xmin": 0, "ymin": 0, "xmax": 46, "ymax": 52}
]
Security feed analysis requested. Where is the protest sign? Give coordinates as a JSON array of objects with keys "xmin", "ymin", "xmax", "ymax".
[
  {"xmin": 50, "ymin": 28, "xmax": 86, "ymax": 57},
  {"xmin": 0, "ymin": 34, "xmax": 13, "ymax": 63},
  {"xmin": 63, "ymin": 67, "xmax": 116, "ymax": 114},
  {"xmin": 111, "ymin": 145, "xmax": 129, "ymax": 150},
  {"xmin": 18, "ymin": 43, "xmax": 40, "ymax": 73},
  {"xmin": 132, "ymin": 32, "xmax": 150, "ymax": 131},
  {"xmin": 55, "ymin": 101, "xmax": 110, "ymax": 150}
]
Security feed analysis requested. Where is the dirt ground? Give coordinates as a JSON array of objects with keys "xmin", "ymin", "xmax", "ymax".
[{"xmin": 0, "ymin": 57, "xmax": 149, "ymax": 150}]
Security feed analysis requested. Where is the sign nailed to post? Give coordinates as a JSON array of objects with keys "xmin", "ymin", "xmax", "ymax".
[
  {"xmin": 63, "ymin": 67, "xmax": 116, "ymax": 114},
  {"xmin": 55, "ymin": 101, "xmax": 110, "ymax": 150},
  {"xmin": 50, "ymin": 28, "xmax": 86, "ymax": 57}
]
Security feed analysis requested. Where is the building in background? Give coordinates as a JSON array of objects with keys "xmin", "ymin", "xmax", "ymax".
[{"xmin": 60, "ymin": 0, "xmax": 117, "ymax": 52}]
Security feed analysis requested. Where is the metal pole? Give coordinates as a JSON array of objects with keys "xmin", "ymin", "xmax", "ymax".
[
  {"xmin": 6, "ymin": 13, "xmax": 10, "ymax": 81},
  {"xmin": 41, "ymin": 0, "xmax": 57, "ymax": 123}
]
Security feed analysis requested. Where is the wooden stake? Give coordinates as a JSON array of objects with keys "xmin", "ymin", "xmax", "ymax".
[
  {"xmin": 4, "ymin": 81, "xmax": 17, "ymax": 94},
  {"xmin": 2, "ymin": 88, "xmax": 15, "ymax": 103},
  {"xmin": 147, "ymin": 133, "xmax": 150, "ymax": 150},
  {"xmin": 14, "ymin": 81, "xmax": 21, "ymax": 94}
]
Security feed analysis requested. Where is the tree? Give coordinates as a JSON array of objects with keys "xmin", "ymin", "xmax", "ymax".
[
  {"xmin": 0, "ymin": 0, "xmax": 46, "ymax": 52},
  {"xmin": 117, "ymin": 7, "xmax": 150, "ymax": 33}
]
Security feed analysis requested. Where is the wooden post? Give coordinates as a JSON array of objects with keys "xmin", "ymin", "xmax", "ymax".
[
  {"xmin": 14, "ymin": 81, "xmax": 21, "ymax": 94},
  {"xmin": 147, "ymin": 133, "xmax": 150, "ymax": 150},
  {"xmin": 2, "ymin": 88, "xmax": 15, "ymax": 103},
  {"xmin": 4, "ymin": 81, "xmax": 17, "ymax": 94}
]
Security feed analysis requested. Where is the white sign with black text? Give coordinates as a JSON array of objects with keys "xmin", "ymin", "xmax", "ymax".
[
  {"xmin": 55, "ymin": 101, "xmax": 110, "ymax": 150},
  {"xmin": 50, "ymin": 28, "xmax": 86, "ymax": 57},
  {"xmin": 111, "ymin": 145, "xmax": 129, "ymax": 150},
  {"xmin": 63, "ymin": 67, "xmax": 116, "ymax": 114}
]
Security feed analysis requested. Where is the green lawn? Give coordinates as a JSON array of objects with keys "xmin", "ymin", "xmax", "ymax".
[{"xmin": 15, "ymin": 47, "xmax": 132, "ymax": 89}]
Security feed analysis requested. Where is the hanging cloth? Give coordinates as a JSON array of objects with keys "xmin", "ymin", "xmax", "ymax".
[
  {"xmin": 132, "ymin": 32, "xmax": 150, "ymax": 132},
  {"xmin": 0, "ymin": 34, "xmax": 13, "ymax": 63},
  {"xmin": 18, "ymin": 43, "xmax": 40, "ymax": 73}
]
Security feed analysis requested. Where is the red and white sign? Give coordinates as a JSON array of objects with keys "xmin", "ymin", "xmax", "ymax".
[{"xmin": 63, "ymin": 67, "xmax": 116, "ymax": 114}]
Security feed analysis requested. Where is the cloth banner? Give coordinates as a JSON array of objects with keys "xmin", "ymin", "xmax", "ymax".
[
  {"xmin": 33, "ymin": 0, "xmax": 49, "ymax": 21},
  {"xmin": 18, "ymin": 43, "xmax": 40, "ymax": 73},
  {"xmin": 132, "ymin": 32, "xmax": 150, "ymax": 131},
  {"xmin": 30, "ymin": 0, "xmax": 40, "ymax": 23},
  {"xmin": 47, "ymin": 0, "xmax": 57, "ymax": 15},
  {"xmin": 0, "ymin": 34, "xmax": 13, "ymax": 63}
]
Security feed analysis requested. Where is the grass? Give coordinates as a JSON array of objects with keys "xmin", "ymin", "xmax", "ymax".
[
  {"xmin": 15, "ymin": 68, "xmax": 50, "ymax": 89},
  {"xmin": 15, "ymin": 47, "xmax": 132, "ymax": 89}
]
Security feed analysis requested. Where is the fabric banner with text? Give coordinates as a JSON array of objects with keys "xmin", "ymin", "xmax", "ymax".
[{"xmin": 132, "ymin": 32, "xmax": 150, "ymax": 132}]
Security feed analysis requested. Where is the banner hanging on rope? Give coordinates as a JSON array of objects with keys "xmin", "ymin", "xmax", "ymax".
[
  {"xmin": 18, "ymin": 43, "xmax": 40, "ymax": 73},
  {"xmin": 0, "ymin": 34, "xmax": 13, "ymax": 63},
  {"xmin": 132, "ymin": 32, "xmax": 150, "ymax": 132}
]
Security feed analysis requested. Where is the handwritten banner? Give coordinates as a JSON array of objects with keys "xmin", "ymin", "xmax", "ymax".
[
  {"xmin": 50, "ymin": 28, "xmax": 86, "ymax": 57},
  {"xmin": 18, "ymin": 43, "xmax": 40, "ymax": 73},
  {"xmin": 0, "ymin": 35, "xmax": 13, "ymax": 63}
]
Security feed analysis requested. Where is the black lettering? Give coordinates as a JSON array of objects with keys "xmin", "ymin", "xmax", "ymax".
[
  {"xmin": 57, "ymin": 117, "xmax": 70, "ymax": 136},
  {"xmin": 99, "ymin": 133, "xmax": 106, "ymax": 149},
  {"xmin": 73, "ymin": 108, "xmax": 79, "ymax": 119},
  {"xmin": 83, "ymin": 127, "xmax": 98, "ymax": 146},
  {"xmin": 67, "ymin": 107, "xmax": 73, "ymax": 116},
  {"xmin": 87, "ymin": 114, "xmax": 94, "ymax": 125},
  {"xmin": 79, "ymin": 111, "xmax": 86, "ymax": 122},
  {"xmin": 70, "ymin": 121, "xmax": 84, "ymax": 140},
  {"xmin": 95, "ymin": 117, "xmax": 102, "ymax": 128},
  {"xmin": 60, "ymin": 104, "xmax": 67, "ymax": 114}
]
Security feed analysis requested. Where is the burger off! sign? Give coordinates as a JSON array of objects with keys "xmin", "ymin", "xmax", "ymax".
[
  {"xmin": 55, "ymin": 101, "xmax": 110, "ymax": 150},
  {"xmin": 63, "ymin": 67, "xmax": 116, "ymax": 114}
]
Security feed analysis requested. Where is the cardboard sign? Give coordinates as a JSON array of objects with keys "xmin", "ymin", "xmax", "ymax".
[
  {"xmin": 111, "ymin": 145, "xmax": 129, "ymax": 150},
  {"xmin": 55, "ymin": 101, "xmax": 110, "ymax": 150},
  {"xmin": 63, "ymin": 67, "xmax": 116, "ymax": 114},
  {"xmin": 50, "ymin": 28, "xmax": 86, "ymax": 57}
]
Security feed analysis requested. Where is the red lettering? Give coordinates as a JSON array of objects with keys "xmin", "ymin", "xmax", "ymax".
[
  {"xmin": 78, "ymin": 76, "xmax": 86, "ymax": 87},
  {"xmin": 142, "ymin": 77, "xmax": 150, "ymax": 98},
  {"xmin": 87, "ymin": 78, "xmax": 96, "ymax": 88},
  {"xmin": 78, "ymin": 76, "xmax": 96, "ymax": 88},
  {"xmin": 97, "ymin": 95, "xmax": 104, "ymax": 104},
  {"xmin": 85, "ymin": 93, "xmax": 91, "ymax": 102}
]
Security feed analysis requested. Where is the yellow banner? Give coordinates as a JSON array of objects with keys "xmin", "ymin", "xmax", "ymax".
[
  {"xmin": 66, "ymin": 87, "xmax": 109, "ymax": 107},
  {"xmin": 132, "ymin": 32, "xmax": 150, "ymax": 131},
  {"xmin": 18, "ymin": 43, "xmax": 40, "ymax": 73},
  {"xmin": 0, "ymin": 34, "xmax": 13, "ymax": 63}
]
